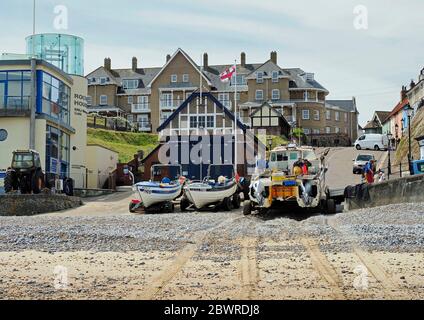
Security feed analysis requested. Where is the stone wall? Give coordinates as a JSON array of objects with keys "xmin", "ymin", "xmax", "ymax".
[
  {"xmin": 0, "ymin": 194, "xmax": 82, "ymax": 216},
  {"xmin": 346, "ymin": 174, "xmax": 424, "ymax": 210}
]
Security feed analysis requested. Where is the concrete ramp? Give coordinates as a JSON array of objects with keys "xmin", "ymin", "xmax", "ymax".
[{"xmin": 346, "ymin": 174, "xmax": 424, "ymax": 210}]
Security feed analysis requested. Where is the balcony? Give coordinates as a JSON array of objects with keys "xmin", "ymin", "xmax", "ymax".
[
  {"xmin": 132, "ymin": 103, "xmax": 151, "ymax": 113},
  {"xmin": 0, "ymin": 101, "xmax": 31, "ymax": 117},
  {"xmin": 160, "ymin": 100, "xmax": 182, "ymax": 110}
]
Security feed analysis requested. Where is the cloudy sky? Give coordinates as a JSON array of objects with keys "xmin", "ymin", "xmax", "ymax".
[{"xmin": 1, "ymin": 0, "xmax": 423, "ymax": 124}]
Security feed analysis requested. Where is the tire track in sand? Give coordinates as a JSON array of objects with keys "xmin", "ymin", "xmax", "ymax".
[
  {"xmin": 238, "ymin": 237, "xmax": 259, "ymax": 300},
  {"xmin": 301, "ymin": 237, "xmax": 346, "ymax": 300},
  {"xmin": 132, "ymin": 215, "xmax": 242, "ymax": 300},
  {"xmin": 326, "ymin": 218, "xmax": 405, "ymax": 299}
]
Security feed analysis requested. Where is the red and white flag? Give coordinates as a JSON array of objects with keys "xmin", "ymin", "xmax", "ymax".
[{"xmin": 220, "ymin": 66, "xmax": 236, "ymax": 83}]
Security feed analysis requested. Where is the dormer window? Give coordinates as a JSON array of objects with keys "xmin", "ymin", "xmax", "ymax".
[
  {"xmin": 100, "ymin": 77, "xmax": 107, "ymax": 85},
  {"xmin": 272, "ymin": 71, "xmax": 279, "ymax": 83},
  {"xmin": 256, "ymin": 72, "xmax": 264, "ymax": 84},
  {"xmin": 122, "ymin": 79, "xmax": 139, "ymax": 90}
]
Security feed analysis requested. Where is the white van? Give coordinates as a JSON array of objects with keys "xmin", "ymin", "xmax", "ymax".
[{"xmin": 354, "ymin": 134, "xmax": 389, "ymax": 151}]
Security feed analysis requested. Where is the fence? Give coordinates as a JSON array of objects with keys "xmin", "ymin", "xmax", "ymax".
[{"xmin": 378, "ymin": 160, "xmax": 412, "ymax": 181}]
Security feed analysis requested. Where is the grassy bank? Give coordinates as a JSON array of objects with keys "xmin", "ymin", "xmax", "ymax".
[{"xmin": 87, "ymin": 128, "xmax": 159, "ymax": 163}]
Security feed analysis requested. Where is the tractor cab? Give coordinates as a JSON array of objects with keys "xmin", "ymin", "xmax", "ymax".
[{"xmin": 12, "ymin": 151, "xmax": 42, "ymax": 172}]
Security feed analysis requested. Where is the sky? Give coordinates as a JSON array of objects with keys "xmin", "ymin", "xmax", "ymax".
[{"xmin": 1, "ymin": 0, "xmax": 423, "ymax": 125}]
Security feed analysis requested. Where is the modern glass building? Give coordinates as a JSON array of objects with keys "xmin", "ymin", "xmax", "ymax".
[{"xmin": 26, "ymin": 33, "xmax": 84, "ymax": 76}]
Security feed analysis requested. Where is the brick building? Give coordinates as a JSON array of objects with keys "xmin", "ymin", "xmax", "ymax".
[{"xmin": 86, "ymin": 49, "xmax": 359, "ymax": 145}]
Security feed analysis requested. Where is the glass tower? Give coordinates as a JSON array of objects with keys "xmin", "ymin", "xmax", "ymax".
[{"xmin": 26, "ymin": 33, "xmax": 84, "ymax": 76}]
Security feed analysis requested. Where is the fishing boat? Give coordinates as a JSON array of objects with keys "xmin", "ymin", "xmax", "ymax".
[
  {"xmin": 182, "ymin": 164, "xmax": 241, "ymax": 211},
  {"xmin": 130, "ymin": 164, "xmax": 183, "ymax": 213}
]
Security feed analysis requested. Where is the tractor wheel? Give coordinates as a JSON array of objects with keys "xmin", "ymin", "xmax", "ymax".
[
  {"xmin": 222, "ymin": 197, "xmax": 232, "ymax": 211},
  {"xmin": 232, "ymin": 193, "xmax": 241, "ymax": 209},
  {"xmin": 4, "ymin": 171, "xmax": 15, "ymax": 193},
  {"xmin": 180, "ymin": 197, "xmax": 191, "ymax": 212},
  {"xmin": 243, "ymin": 201, "xmax": 252, "ymax": 216},
  {"xmin": 31, "ymin": 170, "xmax": 44, "ymax": 194}
]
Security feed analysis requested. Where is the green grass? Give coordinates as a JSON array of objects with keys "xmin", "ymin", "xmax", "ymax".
[
  {"xmin": 87, "ymin": 128, "xmax": 159, "ymax": 163},
  {"xmin": 257, "ymin": 134, "xmax": 289, "ymax": 150}
]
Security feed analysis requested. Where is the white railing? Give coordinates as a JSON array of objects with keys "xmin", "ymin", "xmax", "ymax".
[
  {"xmin": 160, "ymin": 100, "xmax": 182, "ymax": 110},
  {"xmin": 132, "ymin": 103, "xmax": 151, "ymax": 113}
]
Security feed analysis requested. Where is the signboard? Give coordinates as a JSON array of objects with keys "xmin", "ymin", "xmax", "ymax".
[{"xmin": 0, "ymin": 170, "xmax": 6, "ymax": 195}]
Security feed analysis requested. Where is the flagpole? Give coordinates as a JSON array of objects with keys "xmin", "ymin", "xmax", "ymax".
[{"xmin": 234, "ymin": 59, "xmax": 238, "ymax": 175}]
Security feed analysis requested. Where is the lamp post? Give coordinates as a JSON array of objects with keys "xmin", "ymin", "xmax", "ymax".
[
  {"xmin": 395, "ymin": 123, "xmax": 399, "ymax": 149},
  {"xmin": 387, "ymin": 132, "xmax": 393, "ymax": 178},
  {"xmin": 406, "ymin": 105, "xmax": 414, "ymax": 175}
]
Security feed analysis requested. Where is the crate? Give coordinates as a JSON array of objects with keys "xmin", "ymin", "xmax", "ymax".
[{"xmin": 271, "ymin": 185, "xmax": 298, "ymax": 199}]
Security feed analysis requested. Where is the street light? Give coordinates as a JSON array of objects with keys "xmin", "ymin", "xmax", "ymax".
[
  {"xmin": 387, "ymin": 132, "xmax": 393, "ymax": 178},
  {"xmin": 395, "ymin": 123, "xmax": 399, "ymax": 149},
  {"xmin": 405, "ymin": 105, "xmax": 414, "ymax": 175}
]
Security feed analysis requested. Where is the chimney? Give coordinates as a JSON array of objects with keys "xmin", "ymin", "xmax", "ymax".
[
  {"xmin": 410, "ymin": 79, "xmax": 416, "ymax": 90},
  {"xmin": 132, "ymin": 57, "xmax": 138, "ymax": 72},
  {"xmin": 241, "ymin": 52, "xmax": 246, "ymax": 68},
  {"xmin": 270, "ymin": 51, "xmax": 277, "ymax": 64},
  {"xmin": 166, "ymin": 54, "xmax": 171, "ymax": 63},
  {"xmin": 401, "ymin": 85, "xmax": 407, "ymax": 100},
  {"xmin": 104, "ymin": 57, "xmax": 111, "ymax": 70},
  {"xmin": 203, "ymin": 53, "xmax": 208, "ymax": 69}
]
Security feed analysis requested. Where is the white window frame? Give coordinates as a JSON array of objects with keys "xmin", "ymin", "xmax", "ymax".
[
  {"xmin": 302, "ymin": 109, "xmax": 310, "ymax": 120},
  {"xmin": 100, "ymin": 95, "xmax": 108, "ymax": 106},
  {"xmin": 86, "ymin": 96, "xmax": 92, "ymax": 106},
  {"xmin": 171, "ymin": 74, "xmax": 178, "ymax": 83},
  {"xmin": 100, "ymin": 77, "xmax": 107, "ymax": 85},
  {"xmin": 335, "ymin": 111, "xmax": 340, "ymax": 121},
  {"xmin": 206, "ymin": 115, "xmax": 215, "ymax": 128},
  {"xmin": 255, "ymin": 90, "xmax": 264, "ymax": 101},
  {"xmin": 326, "ymin": 110, "xmax": 331, "ymax": 120},
  {"xmin": 344, "ymin": 113, "xmax": 348, "ymax": 122},
  {"xmin": 303, "ymin": 128, "xmax": 311, "ymax": 135},
  {"xmin": 335, "ymin": 127, "xmax": 340, "ymax": 133},
  {"xmin": 256, "ymin": 72, "xmax": 264, "ymax": 84},
  {"xmin": 122, "ymin": 79, "xmax": 138, "ymax": 90},
  {"xmin": 313, "ymin": 129, "xmax": 320, "ymax": 134},
  {"xmin": 128, "ymin": 96, "xmax": 133, "ymax": 104},
  {"xmin": 314, "ymin": 110, "xmax": 320, "ymax": 121},
  {"xmin": 218, "ymin": 93, "xmax": 230, "ymax": 108},
  {"xmin": 182, "ymin": 74, "xmax": 189, "ymax": 83},
  {"xmin": 272, "ymin": 71, "xmax": 279, "ymax": 83},
  {"xmin": 326, "ymin": 126, "xmax": 331, "ymax": 134},
  {"xmin": 271, "ymin": 89, "xmax": 280, "ymax": 101}
]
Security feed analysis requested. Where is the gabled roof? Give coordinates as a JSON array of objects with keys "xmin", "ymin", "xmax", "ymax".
[
  {"xmin": 386, "ymin": 98, "xmax": 409, "ymax": 120},
  {"xmin": 245, "ymin": 60, "xmax": 289, "ymax": 79},
  {"xmin": 284, "ymin": 68, "xmax": 328, "ymax": 92},
  {"xmin": 157, "ymin": 92, "xmax": 247, "ymax": 133},
  {"xmin": 326, "ymin": 99, "xmax": 357, "ymax": 113},
  {"xmin": 375, "ymin": 111, "xmax": 391, "ymax": 124},
  {"xmin": 250, "ymin": 102, "xmax": 291, "ymax": 127},
  {"xmin": 147, "ymin": 48, "xmax": 212, "ymax": 88}
]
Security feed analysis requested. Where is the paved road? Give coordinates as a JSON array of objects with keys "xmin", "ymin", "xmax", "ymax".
[{"xmin": 318, "ymin": 147, "xmax": 389, "ymax": 190}]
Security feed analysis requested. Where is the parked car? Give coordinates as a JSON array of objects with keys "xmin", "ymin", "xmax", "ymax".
[
  {"xmin": 354, "ymin": 134, "xmax": 389, "ymax": 151},
  {"xmin": 353, "ymin": 154, "xmax": 376, "ymax": 174}
]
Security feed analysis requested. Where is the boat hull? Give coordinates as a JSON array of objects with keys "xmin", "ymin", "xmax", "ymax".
[
  {"xmin": 185, "ymin": 181, "xmax": 238, "ymax": 209},
  {"xmin": 135, "ymin": 182, "xmax": 182, "ymax": 208}
]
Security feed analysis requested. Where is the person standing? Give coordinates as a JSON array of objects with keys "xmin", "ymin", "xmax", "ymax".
[{"xmin": 363, "ymin": 160, "xmax": 375, "ymax": 184}]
